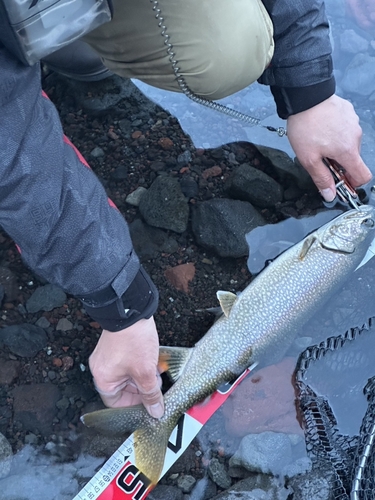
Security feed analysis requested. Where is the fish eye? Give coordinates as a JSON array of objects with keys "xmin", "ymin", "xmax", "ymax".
[{"xmin": 362, "ymin": 218, "xmax": 375, "ymax": 228}]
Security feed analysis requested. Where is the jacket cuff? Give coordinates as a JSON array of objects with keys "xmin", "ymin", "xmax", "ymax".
[
  {"xmin": 270, "ymin": 76, "xmax": 336, "ymax": 119},
  {"xmin": 78, "ymin": 266, "xmax": 159, "ymax": 332}
]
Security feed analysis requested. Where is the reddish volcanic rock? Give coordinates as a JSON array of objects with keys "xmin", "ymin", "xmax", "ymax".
[
  {"xmin": 202, "ymin": 166, "xmax": 222, "ymax": 179},
  {"xmin": 165, "ymin": 263, "xmax": 196, "ymax": 294},
  {"xmin": 222, "ymin": 357, "xmax": 303, "ymax": 437}
]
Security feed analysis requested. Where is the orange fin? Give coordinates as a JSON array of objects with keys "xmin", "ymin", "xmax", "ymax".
[{"xmin": 158, "ymin": 346, "xmax": 193, "ymax": 382}]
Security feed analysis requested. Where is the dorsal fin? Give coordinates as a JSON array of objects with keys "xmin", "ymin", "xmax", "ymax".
[
  {"xmin": 158, "ymin": 346, "xmax": 193, "ymax": 382},
  {"xmin": 216, "ymin": 290, "xmax": 237, "ymax": 317}
]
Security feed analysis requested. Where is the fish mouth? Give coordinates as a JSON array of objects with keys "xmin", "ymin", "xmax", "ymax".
[
  {"xmin": 320, "ymin": 205, "xmax": 375, "ymax": 253},
  {"xmin": 347, "ymin": 204, "xmax": 375, "ymax": 218},
  {"xmin": 337, "ymin": 205, "xmax": 375, "ymax": 227}
]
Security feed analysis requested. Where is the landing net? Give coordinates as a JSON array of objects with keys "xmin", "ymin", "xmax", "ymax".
[{"xmin": 295, "ymin": 318, "xmax": 375, "ymax": 500}]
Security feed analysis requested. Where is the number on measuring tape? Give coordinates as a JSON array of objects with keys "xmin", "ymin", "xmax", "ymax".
[{"xmin": 116, "ymin": 462, "xmax": 152, "ymax": 500}]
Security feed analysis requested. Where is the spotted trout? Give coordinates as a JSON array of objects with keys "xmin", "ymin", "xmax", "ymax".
[{"xmin": 82, "ymin": 206, "xmax": 375, "ymax": 484}]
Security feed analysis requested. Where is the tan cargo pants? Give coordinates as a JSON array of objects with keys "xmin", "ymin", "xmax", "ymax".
[{"xmin": 84, "ymin": 0, "xmax": 274, "ymax": 100}]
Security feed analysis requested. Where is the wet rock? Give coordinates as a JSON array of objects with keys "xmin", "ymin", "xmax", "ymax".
[
  {"xmin": 254, "ymin": 146, "xmax": 313, "ymax": 191},
  {"xmin": 0, "ymin": 285, "xmax": 4, "ymax": 306},
  {"xmin": 189, "ymin": 477, "xmax": 217, "ymax": 500},
  {"xmin": 287, "ymin": 468, "xmax": 333, "ymax": 500},
  {"xmin": 0, "ymin": 359, "xmax": 21, "ymax": 385},
  {"xmin": 226, "ymin": 164, "xmax": 283, "ymax": 208},
  {"xmin": 227, "ymin": 465, "xmax": 252, "ymax": 479},
  {"xmin": 139, "ymin": 176, "xmax": 189, "ymax": 233},
  {"xmin": 0, "ymin": 432, "xmax": 12, "ymax": 479},
  {"xmin": 357, "ymin": 120, "xmax": 375, "ymax": 172},
  {"xmin": 0, "ymin": 463, "xmax": 79, "ymax": 500},
  {"xmin": 0, "ymin": 267, "xmax": 19, "ymax": 301},
  {"xmin": 0, "ymin": 447, "xmax": 104, "ymax": 499},
  {"xmin": 165, "ymin": 264, "xmax": 196, "ymax": 294},
  {"xmin": 72, "ymin": 454, "xmax": 106, "ymax": 481},
  {"xmin": 191, "ymin": 199, "xmax": 265, "ymax": 258},
  {"xmin": 339, "ymin": 29, "xmax": 369, "ymax": 54},
  {"xmin": 129, "ymin": 219, "xmax": 179, "ymax": 261},
  {"xmin": 12, "ymin": 383, "xmax": 61, "ymax": 436},
  {"xmin": 210, "ymin": 475, "xmax": 290, "ymax": 500},
  {"xmin": 208, "ymin": 458, "xmax": 232, "ymax": 489},
  {"xmin": 341, "ymin": 53, "xmax": 375, "ymax": 96},
  {"xmin": 148, "ymin": 484, "xmax": 183, "ymax": 500},
  {"xmin": 222, "ymin": 358, "xmax": 302, "ymax": 437},
  {"xmin": 0, "ymin": 324, "xmax": 47, "ymax": 357},
  {"xmin": 26, "ymin": 284, "xmax": 67, "ymax": 313},
  {"xmin": 229, "ymin": 432, "xmax": 309, "ymax": 478},
  {"xmin": 24, "ymin": 433, "xmax": 38, "ymax": 445},
  {"xmin": 283, "ymin": 457, "xmax": 311, "ymax": 479},
  {"xmin": 44, "ymin": 441, "xmax": 75, "ymax": 463},
  {"xmin": 177, "ymin": 474, "xmax": 196, "ymax": 493},
  {"xmin": 126, "ymin": 186, "xmax": 147, "ymax": 206}
]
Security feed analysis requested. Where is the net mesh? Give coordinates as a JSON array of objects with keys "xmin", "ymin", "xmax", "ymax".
[{"xmin": 295, "ymin": 318, "xmax": 375, "ymax": 500}]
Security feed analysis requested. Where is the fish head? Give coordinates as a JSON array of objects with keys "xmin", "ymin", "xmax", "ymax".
[{"xmin": 319, "ymin": 205, "xmax": 375, "ymax": 254}]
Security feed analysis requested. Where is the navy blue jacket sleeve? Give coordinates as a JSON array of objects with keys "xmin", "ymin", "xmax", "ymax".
[
  {"xmin": 0, "ymin": 45, "xmax": 158, "ymax": 331},
  {"xmin": 260, "ymin": 0, "xmax": 336, "ymax": 118}
]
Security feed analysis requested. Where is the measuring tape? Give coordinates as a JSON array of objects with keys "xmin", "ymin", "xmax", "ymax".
[{"xmin": 73, "ymin": 367, "xmax": 254, "ymax": 500}]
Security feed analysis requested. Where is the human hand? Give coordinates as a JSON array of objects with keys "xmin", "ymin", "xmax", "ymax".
[
  {"xmin": 287, "ymin": 94, "xmax": 372, "ymax": 202},
  {"xmin": 88, "ymin": 316, "xmax": 164, "ymax": 419}
]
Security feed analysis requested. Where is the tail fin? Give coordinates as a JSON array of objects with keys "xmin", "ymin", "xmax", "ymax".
[
  {"xmin": 133, "ymin": 420, "xmax": 175, "ymax": 484},
  {"xmin": 81, "ymin": 405, "xmax": 178, "ymax": 485}
]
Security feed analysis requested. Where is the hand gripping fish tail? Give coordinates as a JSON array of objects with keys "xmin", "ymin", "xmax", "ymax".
[{"xmin": 81, "ymin": 205, "xmax": 375, "ymax": 491}]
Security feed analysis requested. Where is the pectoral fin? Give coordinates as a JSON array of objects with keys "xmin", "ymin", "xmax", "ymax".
[
  {"xmin": 216, "ymin": 290, "xmax": 237, "ymax": 317},
  {"xmin": 158, "ymin": 346, "xmax": 193, "ymax": 382},
  {"xmin": 299, "ymin": 236, "xmax": 317, "ymax": 260}
]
